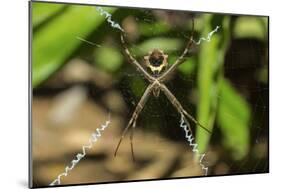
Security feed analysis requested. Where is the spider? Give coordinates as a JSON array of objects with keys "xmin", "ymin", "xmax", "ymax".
[{"xmin": 114, "ymin": 19, "xmax": 211, "ymax": 160}]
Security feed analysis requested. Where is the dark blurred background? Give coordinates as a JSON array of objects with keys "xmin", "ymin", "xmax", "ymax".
[{"xmin": 31, "ymin": 2, "xmax": 268, "ymax": 187}]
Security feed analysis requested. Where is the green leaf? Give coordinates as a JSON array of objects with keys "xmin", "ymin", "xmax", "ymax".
[
  {"xmin": 94, "ymin": 46, "xmax": 123, "ymax": 73},
  {"xmin": 217, "ymin": 79, "xmax": 251, "ymax": 160},
  {"xmin": 233, "ymin": 16, "xmax": 268, "ymax": 40},
  {"xmin": 32, "ymin": 3, "xmax": 116, "ymax": 87},
  {"xmin": 196, "ymin": 15, "xmax": 231, "ymax": 153},
  {"xmin": 139, "ymin": 21, "xmax": 171, "ymax": 36},
  {"xmin": 131, "ymin": 38, "xmax": 182, "ymax": 57},
  {"xmin": 168, "ymin": 55, "xmax": 195, "ymax": 75},
  {"xmin": 32, "ymin": 2, "xmax": 66, "ymax": 27}
]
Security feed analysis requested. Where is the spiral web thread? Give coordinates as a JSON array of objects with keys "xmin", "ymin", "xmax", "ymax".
[
  {"xmin": 95, "ymin": 6, "xmax": 124, "ymax": 32},
  {"xmin": 193, "ymin": 26, "xmax": 220, "ymax": 45},
  {"xmin": 179, "ymin": 114, "xmax": 208, "ymax": 175},
  {"xmin": 49, "ymin": 115, "xmax": 111, "ymax": 186},
  {"xmin": 178, "ymin": 25, "xmax": 219, "ymax": 175}
]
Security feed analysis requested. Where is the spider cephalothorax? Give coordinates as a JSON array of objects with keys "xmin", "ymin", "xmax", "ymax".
[{"xmin": 144, "ymin": 49, "xmax": 168, "ymax": 75}]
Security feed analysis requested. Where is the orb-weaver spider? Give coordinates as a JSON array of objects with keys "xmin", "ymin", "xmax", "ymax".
[{"xmin": 114, "ymin": 19, "xmax": 211, "ymax": 160}]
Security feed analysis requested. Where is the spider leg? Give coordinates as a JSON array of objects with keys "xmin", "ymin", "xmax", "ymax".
[
  {"xmin": 114, "ymin": 84, "xmax": 153, "ymax": 159},
  {"xmin": 130, "ymin": 121, "xmax": 136, "ymax": 161},
  {"xmin": 159, "ymin": 18, "xmax": 194, "ymax": 82},
  {"xmin": 120, "ymin": 33, "xmax": 155, "ymax": 83},
  {"xmin": 160, "ymin": 83, "xmax": 211, "ymax": 134}
]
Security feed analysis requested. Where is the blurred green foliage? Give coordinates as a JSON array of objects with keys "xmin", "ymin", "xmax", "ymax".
[
  {"xmin": 233, "ymin": 16, "xmax": 268, "ymax": 40},
  {"xmin": 196, "ymin": 15, "xmax": 231, "ymax": 153},
  {"xmin": 218, "ymin": 79, "xmax": 251, "ymax": 160},
  {"xmin": 94, "ymin": 46, "xmax": 123, "ymax": 73},
  {"xmin": 130, "ymin": 77, "xmax": 147, "ymax": 98},
  {"xmin": 139, "ymin": 21, "xmax": 171, "ymax": 36},
  {"xmin": 32, "ymin": 2, "xmax": 268, "ymax": 161},
  {"xmin": 195, "ymin": 14, "xmax": 267, "ymax": 159},
  {"xmin": 172, "ymin": 56, "xmax": 196, "ymax": 75},
  {"xmin": 32, "ymin": 3, "xmax": 66, "ymax": 27},
  {"xmin": 131, "ymin": 38, "xmax": 182, "ymax": 56},
  {"xmin": 32, "ymin": 2, "xmax": 116, "ymax": 87}
]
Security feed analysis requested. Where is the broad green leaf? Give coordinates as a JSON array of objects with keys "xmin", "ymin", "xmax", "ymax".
[
  {"xmin": 32, "ymin": 4, "xmax": 116, "ymax": 87},
  {"xmin": 32, "ymin": 2, "xmax": 66, "ymax": 28},
  {"xmin": 217, "ymin": 79, "xmax": 251, "ymax": 160},
  {"xmin": 196, "ymin": 15, "xmax": 231, "ymax": 153}
]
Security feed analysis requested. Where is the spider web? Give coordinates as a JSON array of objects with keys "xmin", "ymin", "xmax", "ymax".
[
  {"xmin": 39, "ymin": 5, "xmax": 269, "ymax": 186},
  {"xmin": 112, "ymin": 9, "xmax": 269, "ymax": 176}
]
